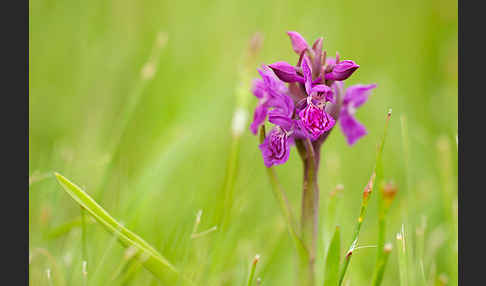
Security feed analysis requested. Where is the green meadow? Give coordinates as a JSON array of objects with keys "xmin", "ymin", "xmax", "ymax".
[{"xmin": 29, "ymin": 0, "xmax": 457, "ymax": 285}]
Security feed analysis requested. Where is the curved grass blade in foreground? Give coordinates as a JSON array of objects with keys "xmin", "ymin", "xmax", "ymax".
[{"xmin": 54, "ymin": 172, "xmax": 191, "ymax": 284}]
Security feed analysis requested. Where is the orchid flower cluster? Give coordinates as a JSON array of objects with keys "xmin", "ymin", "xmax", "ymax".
[{"xmin": 250, "ymin": 31, "xmax": 377, "ymax": 167}]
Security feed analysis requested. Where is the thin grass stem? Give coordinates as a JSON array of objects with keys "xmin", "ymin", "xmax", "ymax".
[
  {"xmin": 81, "ymin": 207, "xmax": 88, "ymax": 263},
  {"xmin": 396, "ymin": 227, "xmax": 408, "ymax": 286},
  {"xmin": 90, "ymin": 233, "xmax": 120, "ymax": 284},
  {"xmin": 372, "ymin": 182, "xmax": 397, "ymax": 282},
  {"xmin": 97, "ymin": 32, "xmax": 168, "ymax": 199},
  {"xmin": 371, "ymin": 243, "xmax": 392, "ymax": 286},
  {"xmin": 82, "ymin": 261, "xmax": 88, "ymax": 286},
  {"xmin": 218, "ymin": 33, "xmax": 262, "ymax": 229},
  {"xmin": 246, "ymin": 255, "xmax": 260, "ymax": 286},
  {"xmin": 191, "ymin": 226, "xmax": 218, "ymax": 239},
  {"xmin": 220, "ymin": 134, "xmax": 241, "ymax": 230},
  {"xmin": 46, "ymin": 268, "xmax": 53, "ymax": 286},
  {"xmin": 338, "ymin": 110, "xmax": 391, "ymax": 286}
]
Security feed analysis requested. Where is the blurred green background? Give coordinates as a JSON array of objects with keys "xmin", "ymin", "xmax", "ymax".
[{"xmin": 29, "ymin": 0, "xmax": 457, "ymax": 285}]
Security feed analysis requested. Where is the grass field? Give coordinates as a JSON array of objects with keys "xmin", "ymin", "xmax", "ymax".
[{"xmin": 29, "ymin": 0, "xmax": 457, "ymax": 285}]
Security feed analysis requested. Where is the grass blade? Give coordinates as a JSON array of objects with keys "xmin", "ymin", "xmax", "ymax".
[
  {"xmin": 47, "ymin": 216, "xmax": 94, "ymax": 239},
  {"xmin": 371, "ymin": 243, "xmax": 392, "ymax": 286},
  {"xmin": 246, "ymin": 255, "xmax": 260, "ymax": 286},
  {"xmin": 218, "ymin": 33, "xmax": 263, "ymax": 230},
  {"xmin": 396, "ymin": 227, "xmax": 408, "ymax": 286},
  {"xmin": 372, "ymin": 182, "xmax": 397, "ymax": 282},
  {"xmin": 54, "ymin": 172, "xmax": 191, "ymax": 284},
  {"xmin": 323, "ymin": 226, "xmax": 341, "ymax": 286},
  {"xmin": 338, "ymin": 110, "xmax": 392, "ymax": 286}
]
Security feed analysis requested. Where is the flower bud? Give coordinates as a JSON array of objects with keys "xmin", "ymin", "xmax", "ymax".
[
  {"xmin": 287, "ymin": 31, "xmax": 309, "ymax": 54},
  {"xmin": 268, "ymin": 62, "xmax": 305, "ymax": 83},
  {"xmin": 325, "ymin": 60, "xmax": 359, "ymax": 81}
]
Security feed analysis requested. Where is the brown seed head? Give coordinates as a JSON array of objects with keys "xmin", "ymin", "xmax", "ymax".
[
  {"xmin": 363, "ymin": 173, "xmax": 376, "ymax": 199},
  {"xmin": 381, "ymin": 181, "xmax": 398, "ymax": 207}
]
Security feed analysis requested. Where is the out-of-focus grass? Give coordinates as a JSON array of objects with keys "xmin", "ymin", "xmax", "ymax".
[{"xmin": 29, "ymin": 0, "xmax": 457, "ymax": 285}]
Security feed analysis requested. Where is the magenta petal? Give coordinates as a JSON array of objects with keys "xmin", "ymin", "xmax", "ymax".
[
  {"xmin": 269, "ymin": 62, "xmax": 305, "ymax": 83},
  {"xmin": 301, "ymin": 56, "xmax": 313, "ymax": 95},
  {"xmin": 271, "ymin": 91, "xmax": 294, "ymax": 118},
  {"xmin": 322, "ymin": 111, "xmax": 336, "ymax": 132},
  {"xmin": 292, "ymin": 119, "xmax": 311, "ymax": 139},
  {"xmin": 250, "ymin": 104, "xmax": 268, "ymax": 135},
  {"xmin": 310, "ymin": 84, "xmax": 334, "ymax": 103},
  {"xmin": 343, "ymin": 84, "xmax": 377, "ymax": 108},
  {"xmin": 268, "ymin": 114, "xmax": 293, "ymax": 131},
  {"xmin": 339, "ymin": 108, "xmax": 367, "ymax": 145},
  {"xmin": 325, "ymin": 60, "xmax": 359, "ymax": 81},
  {"xmin": 250, "ymin": 65, "xmax": 296, "ymax": 135},
  {"xmin": 259, "ymin": 128, "xmax": 291, "ymax": 167},
  {"xmin": 287, "ymin": 31, "xmax": 309, "ymax": 54},
  {"xmin": 258, "ymin": 66, "xmax": 278, "ymax": 86},
  {"xmin": 252, "ymin": 79, "xmax": 265, "ymax": 99},
  {"xmin": 298, "ymin": 103, "xmax": 336, "ymax": 140}
]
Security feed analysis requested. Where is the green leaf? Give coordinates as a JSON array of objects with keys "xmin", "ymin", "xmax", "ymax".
[
  {"xmin": 323, "ymin": 226, "xmax": 341, "ymax": 286},
  {"xmin": 54, "ymin": 172, "xmax": 191, "ymax": 284}
]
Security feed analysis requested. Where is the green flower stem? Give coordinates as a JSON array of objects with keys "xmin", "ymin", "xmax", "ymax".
[{"xmin": 298, "ymin": 137, "xmax": 319, "ymax": 286}]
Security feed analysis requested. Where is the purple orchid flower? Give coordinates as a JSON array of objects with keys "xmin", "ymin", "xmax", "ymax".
[
  {"xmin": 250, "ymin": 66, "xmax": 292, "ymax": 134},
  {"xmin": 250, "ymin": 30, "xmax": 377, "ymax": 168},
  {"xmin": 296, "ymin": 56, "xmax": 336, "ymax": 139},
  {"xmin": 259, "ymin": 126, "xmax": 293, "ymax": 167},
  {"xmin": 298, "ymin": 98, "xmax": 336, "ymax": 140},
  {"xmin": 339, "ymin": 83, "xmax": 377, "ymax": 145},
  {"xmin": 250, "ymin": 65, "xmax": 301, "ymax": 167},
  {"xmin": 260, "ymin": 105, "xmax": 311, "ymax": 167},
  {"xmin": 259, "ymin": 92, "xmax": 302, "ymax": 167}
]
